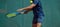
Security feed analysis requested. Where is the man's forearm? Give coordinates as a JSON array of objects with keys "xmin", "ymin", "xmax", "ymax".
[
  {"xmin": 24, "ymin": 4, "xmax": 36, "ymax": 10},
  {"xmin": 17, "ymin": 4, "xmax": 36, "ymax": 12}
]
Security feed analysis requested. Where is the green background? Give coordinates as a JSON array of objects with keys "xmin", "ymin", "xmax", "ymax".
[{"xmin": 0, "ymin": 0, "xmax": 60, "ymax": 27}]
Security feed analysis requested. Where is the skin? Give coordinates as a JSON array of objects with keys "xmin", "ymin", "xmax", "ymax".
[
  {"xmin": 32, "ymin": 23, "xmax": 41, "ymax": 27},
  {"xmin": 17, "ymin": 4, "xmax": 36, "ymax": 12},
  {"xmin": 17, "ymin": 4, "xmax": 42, "ymax": 27}
]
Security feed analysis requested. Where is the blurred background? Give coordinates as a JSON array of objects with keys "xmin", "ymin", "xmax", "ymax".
[{"xmin": 0, "ymin": 0, "xmax": 60, "ymax": 27}]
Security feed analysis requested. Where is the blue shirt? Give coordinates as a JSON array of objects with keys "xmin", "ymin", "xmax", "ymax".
[{"xmin": 32, "ymin": 0, "xmax": 44, "ymax": 18}]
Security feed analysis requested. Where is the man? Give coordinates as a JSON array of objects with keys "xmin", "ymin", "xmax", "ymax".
[{"xmin": 17, "ymin": 0, "xmax": 44, "ymax": 27}]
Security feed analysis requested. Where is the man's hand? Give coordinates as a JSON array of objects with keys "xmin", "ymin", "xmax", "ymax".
[{"xmin": 17, "ymin": 8, "xmax": 24, "ymax": 12}]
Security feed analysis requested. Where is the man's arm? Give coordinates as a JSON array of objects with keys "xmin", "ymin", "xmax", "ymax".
[
  {"xmin": 23, "ymin": 4, "xmax": 36, "ymax": 10},
  {"xmin": 17, "ymin": 3, "xmax": 36, "ymax": 12}
]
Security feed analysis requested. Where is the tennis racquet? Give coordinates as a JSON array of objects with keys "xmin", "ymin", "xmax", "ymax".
[{"xmin": 6, "ymin": 10, "xmax": 27, "ymax": 18}]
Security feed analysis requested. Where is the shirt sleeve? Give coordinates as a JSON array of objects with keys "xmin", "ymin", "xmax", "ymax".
[{"xmin": 33, "ymin": 0, "xmax": 39, "ymax": 5}]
